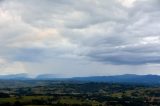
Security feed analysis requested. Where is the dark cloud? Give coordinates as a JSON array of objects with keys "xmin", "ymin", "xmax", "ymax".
[{"xmin": 88, "ymin": 44, "xmax": 160, "ymax": 65}]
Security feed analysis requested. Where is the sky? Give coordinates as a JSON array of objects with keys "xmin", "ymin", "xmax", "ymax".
[{"xmin": 0, "ymin": 0, "xmax": 160, "ymax": 77}]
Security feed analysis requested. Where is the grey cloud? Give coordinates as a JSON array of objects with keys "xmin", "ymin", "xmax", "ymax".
[
  {"xmin": 12, "ymin": 48, "xmax": 45, "ymax": 62},
  {"xmin": 0, "ymin": 0, "xmax": 160, "ymax": 76},
  {"xmin": 88, "ymin": 52, "xmax": 160, "ymax": 65},
  {"xmin": 88, "ymin": 43, "xmax": 160, "ymax": 65}
]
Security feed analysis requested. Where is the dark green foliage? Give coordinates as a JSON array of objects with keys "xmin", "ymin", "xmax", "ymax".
[
  {"xmin": 0, "ymin": 80, "xmax": 159, "ymax": 106},
  {"xmin": 0, "ymin": 92, "xmax": 10, "ymax": 98}
]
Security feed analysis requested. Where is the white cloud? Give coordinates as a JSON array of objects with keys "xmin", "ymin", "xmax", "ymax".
[{"xmin": 118, "ymin": 0, "xmax": 136, "ymax": 7}]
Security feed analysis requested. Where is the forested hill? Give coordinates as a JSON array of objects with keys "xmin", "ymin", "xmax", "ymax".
[{"xmin": 70, "ymin": 74, "xmax": 160, "ymax": 84}]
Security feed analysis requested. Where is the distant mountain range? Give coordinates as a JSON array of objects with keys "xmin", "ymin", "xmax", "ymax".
[
  {"xmin": 0, "ymin": 73, "xmax": 29, "ymax": 80},
  {"xmin": 71, "ymin": 74, "xmax": 160, "ymax": 84},
  {"xmin": 0, "ymin": 74, "xmax": 160, "ymax": 84}
]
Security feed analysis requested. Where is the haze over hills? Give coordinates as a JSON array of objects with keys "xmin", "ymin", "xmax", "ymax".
[
  {"xmin": 0, "ymin": 73, "xmax": 29, "ymax": 80},
  {"xmin": 36, "ymin": 74, "xmax": 62, "ymax": 80},
  {"xmin": 0, "ymin": 73, "xmax": 160, "ymax": 84}
]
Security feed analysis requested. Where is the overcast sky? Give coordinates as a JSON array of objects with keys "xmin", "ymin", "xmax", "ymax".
[{"xmin": 0, "ymin": 0, "xmax": 160, "ymax": 77}]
